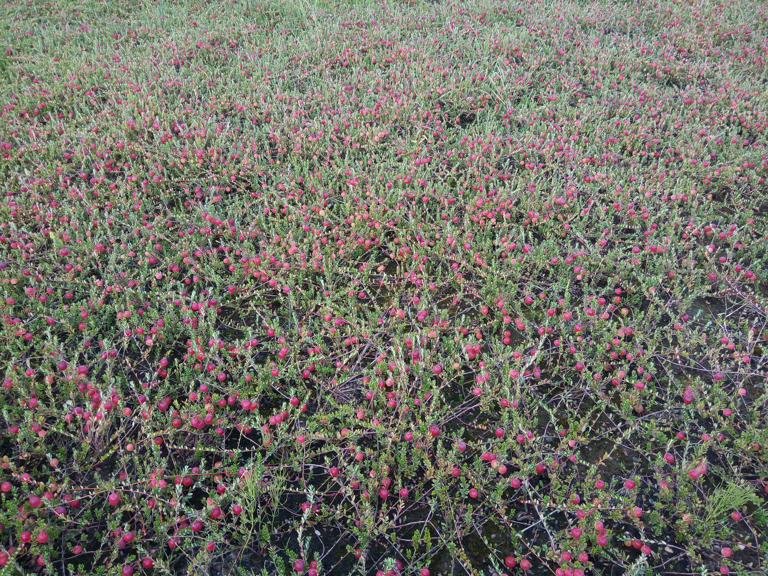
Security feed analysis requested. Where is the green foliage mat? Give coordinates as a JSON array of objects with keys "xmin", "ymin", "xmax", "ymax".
[{"xmin": 0, "ymin": 0, "xmax": 767, "ymax": 574}]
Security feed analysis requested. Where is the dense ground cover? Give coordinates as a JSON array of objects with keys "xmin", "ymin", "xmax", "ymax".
[{"xmin": 1, "ymin": 0, "xmax": 767, "ymax": 574}]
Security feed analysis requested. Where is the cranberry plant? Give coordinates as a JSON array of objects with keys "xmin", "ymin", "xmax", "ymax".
[{"xmin": 1, "ymin": 0, "xmax": 767, "ymax": 575}]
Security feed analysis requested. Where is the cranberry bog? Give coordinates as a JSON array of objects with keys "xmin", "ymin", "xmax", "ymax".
[{"xmin": 1, "ymin": 0, "xmax": 767, "ymax": 575}]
